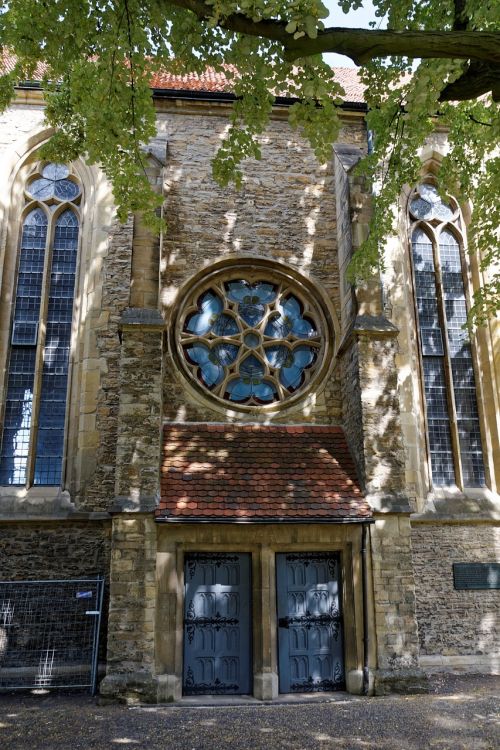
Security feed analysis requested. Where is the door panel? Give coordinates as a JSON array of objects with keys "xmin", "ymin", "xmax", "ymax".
[
  {"xmin": 276, "ymin": 552, "xmax": 344, "ymax": 692},
  {"xmin": 183, "ymin": 553, "xmax": 251, "ymax": 695}
]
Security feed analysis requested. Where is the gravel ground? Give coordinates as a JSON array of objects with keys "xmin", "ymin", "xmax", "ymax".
[{"xmin": 0, "ymin": 674, "xmax": 499, "ymax": 750}]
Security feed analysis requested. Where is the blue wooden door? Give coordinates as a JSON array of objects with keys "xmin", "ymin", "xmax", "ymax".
[
  {"xmin": 276, "ymin": 552, "xmax": 344, "ymax": 692},
  {"xmin": 183, "ymin": 553, "xmax": 252, "ymax": 695}
]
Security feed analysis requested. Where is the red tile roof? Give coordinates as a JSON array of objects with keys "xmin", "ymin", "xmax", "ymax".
[
  {"xmin": 2, "ymin": 52, "xmax": 364, "ymax": 104},
  {"xmin": 157, "ymin": 423, "xmax": 371, "ymax": 522},
  {"xmin": 151, "ymin": 66, "xmax": 365, "ymax": 104}
]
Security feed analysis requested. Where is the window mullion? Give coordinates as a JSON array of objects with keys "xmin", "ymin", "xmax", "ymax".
[
  {"xmin": 433, "ymin": 233, "xmax": 464, "ymax": 490},
  {"xmin": 26, "ymin": 217, "xmax": 53, "ymax": 487}
]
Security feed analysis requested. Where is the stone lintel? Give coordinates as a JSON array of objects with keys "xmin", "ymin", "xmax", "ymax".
[
  {"xmin": 373, "ymin": 668, "xmax": 429, "ymax": 696},
  {"xmin": 367, "ymin": 493, "xmax": 413, "ymax": 514},
  {"xmin": 120, "ymin": 307, "xmax": 164, "ymax": 330},
  {"xmin": 110, "ymin": 495, "xmax": 158, "ymax": 514}
]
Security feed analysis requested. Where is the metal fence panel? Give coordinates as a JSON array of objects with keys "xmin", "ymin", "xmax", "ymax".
[{"xmin": 0, "ymin": 577, "xmax": 104, "ymax": 693}]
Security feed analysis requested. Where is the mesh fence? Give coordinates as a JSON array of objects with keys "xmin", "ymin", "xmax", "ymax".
[{"xmin": 0, "ymin": 577, "xmax": 104, "ymax": 693}]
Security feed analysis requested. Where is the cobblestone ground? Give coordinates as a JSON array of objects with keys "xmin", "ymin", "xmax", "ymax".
[{"xmin": 0, "ymin": 674, "xmax": 498, "ymax": 750}]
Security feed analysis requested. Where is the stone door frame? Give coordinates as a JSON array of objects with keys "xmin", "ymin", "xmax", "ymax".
[{"xmin": 155, "ymin": 523, "xmax": 369, "ymax": 701}]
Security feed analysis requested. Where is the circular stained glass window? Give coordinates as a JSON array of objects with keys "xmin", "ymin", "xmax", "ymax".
[{"xmin": 175, "ymin": 264, "xmax": 333, "ymax": 410}]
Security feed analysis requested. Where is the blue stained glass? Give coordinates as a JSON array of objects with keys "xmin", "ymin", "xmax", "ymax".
[
  {"xmin": 184, "ymin": 344, "xmax": 224, "ymax": 387},
  {"xmin": 34, "ymin": 209, "xmax": 78, "ymax": 485},
  {"xmin": 292, "ymin": 346, "xmax": 316, "ymax": 369},
  {"xmin": 181, "ymin": 275, "xmax": 324, "ymax": 406},
  {"xmin": 244, "ymin": 332, "xmax": 260, "ymax": 348},
  {"xmin": 28, "ymin": 177, "xmax": 55, "ymax": 200},
  {"xmin": 239, "ymin": 355, "xmax": 264, "ymax": 380},
  {"xmin": 410, "ymin": 197, "xmax": 433, "ymax": 220},
  {"xmin": 210, "ymin": 343, "xmax": 239, "ymax": 367},
  {"xmin": 280, "ymin": 346, "xmax": 315, "ymax": 391},
  {"xmin": 265, "ymin": 345, "xmax": 292, "ymax": 368},
  {"xmin": 212, "ymin": 314, "xmax": 239, "ymax": 336},
  {"xmin": 239, "ymin": 302, "xmax": 266, "ymax": 327},
  {"xmin": 225, "ymin": 280, "xmax": 277, "ymax": 304},
  {"xmin": 264, "ymin": 295, "xmax": 315, "ymax": 340},
  {"xmin": 292, "ymin": 316, "xmax": 316, "ymax": 338},
  {"xmin": 27, "ymin": 164, "xmax": 79, "ymax": 202},
  {"xmin": 0, "ymin": 347, "xmax": 35, "ymax": 485},
  {"xmin": 225, "ymin": 378, "xmax": 275, "ymax": 403},
  {"xmin": 264, "ymin": 312, "xmax": 292, "ymax": 338},
  {"xmin": 43, "ymin": 164, "xmax": 69, "ymax": 180},
  {"xmin": 54, "ymin": 179, "xmax": 80, "ymax": 201},
  {"xmin": 185, "ymin": 291, "xmax": 223, "ymax": 335}
]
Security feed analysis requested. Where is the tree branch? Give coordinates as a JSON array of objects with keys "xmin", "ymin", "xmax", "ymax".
[
  {"xmin": 284, "ymin": 28, "xmax": 500, "ymax": 65},
  {"xmin": 166, "ymin": 0, "xmax": 500, "ymax": 67}
]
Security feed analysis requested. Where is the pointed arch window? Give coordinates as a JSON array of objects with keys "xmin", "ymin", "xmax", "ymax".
[
  {"xmin": 409, "ymin": 183, "xmax": 485, "ymax": 488},
  {"xmin": 0, "ymin": 163, "xmax": 81, "ymax": 486}
]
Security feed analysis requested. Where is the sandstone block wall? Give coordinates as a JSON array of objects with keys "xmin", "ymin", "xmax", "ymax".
[
  {"xmin": 412, "ymin": 523, "xmax": 500, "ymax": 658},
  {"xmin": 158, "ymin": 106, "xmax": 366, "ymax": 426},
  {"xmin": 114, "ymin": 317, "xmax": 164, "ymax": 508},
  {"xmin": 101, "ymin": 515, "xmax": 158, "ymax": 701}
]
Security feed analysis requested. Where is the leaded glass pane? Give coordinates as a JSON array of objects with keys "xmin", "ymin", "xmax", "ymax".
[
  {"xmin": 27, "ymin": 163, "xmax": 80, "ymax": 202},
  {"xmin": 1, "ymin": 168, "xmax": 80, "ymax": 488},
  {"xmin": 34, "ymin": 209, "xmax": 78, "ymax": 486},
  {"xmin": 409, "ymin": 184, "xmax": 485, "ymax": 489},
  {"xmin": 0, "ymin": 348, "xmax": 36, "ymax": 485},
  {"xmin": 0, "ymin": 208, "xmax": 47, "ymax": 485}
]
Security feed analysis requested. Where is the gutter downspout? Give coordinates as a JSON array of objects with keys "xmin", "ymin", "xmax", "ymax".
[{"xmin": 361, "ymin": 522, "xmax": 370, "ymax": 695}]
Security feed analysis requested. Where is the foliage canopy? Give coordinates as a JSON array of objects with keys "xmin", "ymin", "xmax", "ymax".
[{"xmin": 0, "ymin": 0, "xmax": 499, "ymax": 322}]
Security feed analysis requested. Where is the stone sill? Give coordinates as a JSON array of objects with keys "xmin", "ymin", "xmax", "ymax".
[
  {"xmin": 412, "ymin": 487, "xmax": 500, "ymax": 522},
  {"xmin": 0, "ymin": 486, "xmax": 109, "ymax": 521}
]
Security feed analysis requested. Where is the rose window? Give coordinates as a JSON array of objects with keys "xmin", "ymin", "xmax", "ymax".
[{"xmin": 176, "ymin": 269, "xmax": 331, "ymax": 409}]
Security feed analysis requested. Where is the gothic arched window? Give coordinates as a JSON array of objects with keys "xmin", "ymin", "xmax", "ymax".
[
  {"xmin": 0, "ymin": 163, "xmax": 81, "ymax": 486},
  {"xmin": 409, "ymin": 182, "xmax": 485, "ymax": 488}
]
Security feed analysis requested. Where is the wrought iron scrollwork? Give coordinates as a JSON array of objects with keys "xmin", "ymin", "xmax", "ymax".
[
  {"xmin": 278, "ymin": 602, "xmax": 341, "ymax": 639},
  {"xmin": 284, "ymin": 552, "xmax": 338, "ymax": 577},
  {"xmin": 290, "ymin": 669, "xmax": 344, "ymax": 693},
  {"xmin": 186, "ymin": 553, "xmax": 239, "ymax": 579},
  {"xmin": 184, "ymin": 602, "xmax": 239, "ymax": 644},
  {"xmin": 184, "ymin": 667, "xmax": 239, "ymax": 695}
]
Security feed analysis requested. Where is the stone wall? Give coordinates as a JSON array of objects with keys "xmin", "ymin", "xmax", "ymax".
[
  {"xmin": 340, "ymin": 339, "xmax": 365, "ymax": 484},
  {"xmin": 158, "ymin": 106, "xmax": 366, "ymax": 426},
  {"xmin": 0, "ymin": 520, "xmax": 112, "ymax": 662},
  {"xmin": 357, "ymin": 335, "xmax": 408, "ymax": 503},
  {"xmin": 78, "ymin": 217, "xmax": 134, "ymax": 511},
  {"xmin": 100, "ymin": 514, "xmax": 158, "ymax": 703},
  {"xmin": 113, "ymin": 311, "xmax": 164, "ymax": 510},
  {"xmin": 370, "ymin": 515, "xmax": 425, "ymax": 693},
  {"xmin": 412, "ymin": 523, "xmax": 500, "ymax": 659},
  {"xmin": 0, "ymin": 521, "xmax": 111, "ymax": 579}
]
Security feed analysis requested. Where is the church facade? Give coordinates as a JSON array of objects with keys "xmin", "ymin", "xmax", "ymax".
[{"xmin": 0, "ymin": 69, "xmax": 499, "ymax": 702}]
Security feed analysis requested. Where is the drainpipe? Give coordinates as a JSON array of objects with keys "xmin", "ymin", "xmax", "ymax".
[{"xmin": 361, "ymin": 522, "xmax": 370, "ymax": 695}]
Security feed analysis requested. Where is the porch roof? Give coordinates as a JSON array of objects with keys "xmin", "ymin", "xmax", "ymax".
[{"xmin": 157, "ymin": 423, "xmax": 371, "ymax": 523}]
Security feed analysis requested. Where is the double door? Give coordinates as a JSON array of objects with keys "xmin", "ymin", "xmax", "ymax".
[{"xmin": 182, "ymin": 551, "xmax": 344, "ymax": 695}]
